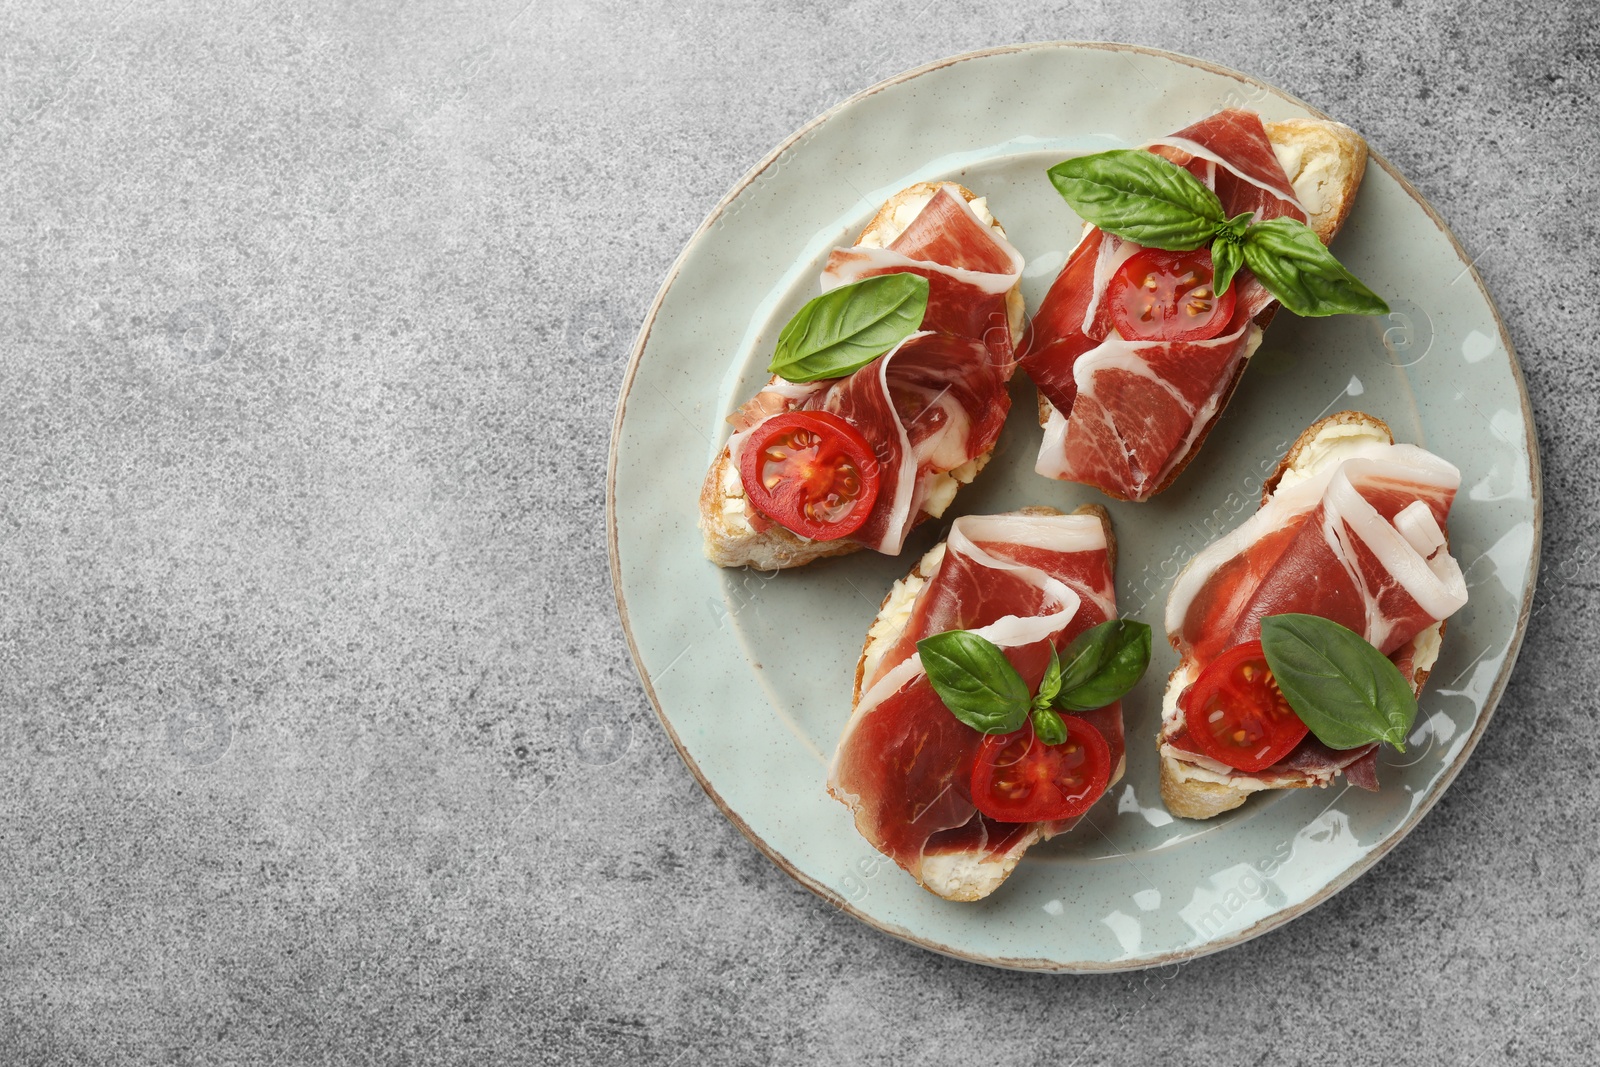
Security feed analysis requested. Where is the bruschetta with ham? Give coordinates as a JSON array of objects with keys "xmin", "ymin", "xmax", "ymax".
[
  {"xmin": 1021, "ymin": 109, "xmax": 1376, "ymax": 501},
  {"xmin": 700, "ymin": 183, "xmax": 1025, "ymax": 570},
  {"xmin": 828, "ymin": 507, "xmax": 1133, "ymax": 901},
  {"xmin": 1158, "ymin": 412, "xmax": 1469, "ymax": 819}
]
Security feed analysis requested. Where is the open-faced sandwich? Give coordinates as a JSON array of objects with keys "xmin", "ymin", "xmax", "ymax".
[
  {"xmin": 700, "ymin": 182, "xmax": 1026, "ymax": 570},
  {"xmin": 1158, "ymin": 412, "xmax": 1469, "ymax": 819},
  {"xmin": 828, "ymin": 507, "xmax": 1151, "ymax": 900},
  {"xmin": 1021, "ymin": 108, "xmax": 1387, "ymax": 500}
]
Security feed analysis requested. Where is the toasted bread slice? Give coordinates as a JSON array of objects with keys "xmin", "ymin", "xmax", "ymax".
[
  {"xmin": 701, "ymin": 183, "xmax": 1022, "ymax": 570},
  {"xmin": 848, "ymin": 504, "xmax": 1119, "ymax": 901},
  {"xmin": 1034, "ymin": 117, "xmax": 1370, "ymax": 498},
  {"xmin": 1157, "ymin": 412, "xmax": 1446, "ymax": 820}
]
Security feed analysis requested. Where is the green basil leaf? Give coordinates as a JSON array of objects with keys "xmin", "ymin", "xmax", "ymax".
[
  {"xmin": 1054, "ymin": 620, "xmax": 1115, "ymax": 693},
  {"xmin": 768, "ymin": 273, "xmax": 929, "ymax": 383},
  {"xmin": 1259, "ymin": 614, "xmax": 1417, "ymax": 751},
  {"xmin": 1047, "ymin": 149, "xmax": 1224, "ymax": 251},
  {"xmin": 1032, "ymin": 647, "xmax": 1063, "ymax": 711},
  {"xmin": 1052, "ymin": 619, "xmax": 1153, "ymax": 713},
  {"xmin": 1032, "ymin": 706, "xmax": 1068, "ymax": 746},
  {"xmin": 1210, "ymin": 212, "xmax": 1253, "ymax": 295},
  {"xmin": 1211, "ymin": 235, "xmax": 1244, "ymax": 297},
  {"xmin": 917, "ymin": 630, "xmax": 1031, "ymax": 735},
  {"xmin": 1241, "ymin": 217, "xmax": 1390, "ymax": 317}
]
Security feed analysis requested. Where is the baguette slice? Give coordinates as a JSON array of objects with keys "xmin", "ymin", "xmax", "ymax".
[
  {"xmin": 700, "ymin": 182, "xmax": 1025, "ymax": 571},
  {"xmin": 846, "ymin": 504, "xmax": 1121, "ymax": 901},
  {"xmin": 1157, "ymin": 412, "xmax": 1447, "ymax": 820},
  {"xmin": 1034, "ymin": 117, "xmax": 1371, "ymax": 498}
]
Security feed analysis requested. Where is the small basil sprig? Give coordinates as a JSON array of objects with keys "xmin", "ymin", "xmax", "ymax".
[
  {"xmin": 1046, "ymin": 148, "xmax": 1388, "ymax": 317},
  {"xmin": 1031, "ymin": 648, "xmax": 1068, "ymax": 744},
  {"xmin": 1211, "ymin": 211, "xmax": 1253, "ymax": 296},
  {"xmin": 767, "ymin": 273, "xmax": 928, "ymax": 383},
  {"xmin": 1260, "ymin": 614, "xmax": 1417, "ymax": 751},
  {"xmin": 917, "ymin": 620, "xmax": 1153, "ymax": 742}
]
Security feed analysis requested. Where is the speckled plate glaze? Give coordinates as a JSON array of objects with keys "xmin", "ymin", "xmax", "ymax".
[{"xmin": 607, "ymin": 43, "xmax": 1540, "ymax": 971}]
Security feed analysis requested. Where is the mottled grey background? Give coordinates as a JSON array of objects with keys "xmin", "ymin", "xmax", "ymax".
[{"xmin": 1, "ymin": 1, "xmax": 1596, "ymax": 1064}]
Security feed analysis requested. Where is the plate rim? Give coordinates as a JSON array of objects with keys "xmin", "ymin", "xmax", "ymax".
[{"xmin": 605, "ymin": 40, "xmax": 1543, "ymax": 972}]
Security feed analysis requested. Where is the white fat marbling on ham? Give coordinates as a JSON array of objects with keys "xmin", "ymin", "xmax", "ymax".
[
  {"xmin": 1072, "ymin": 335, "xmax": 1205, "ymax": 415},
  {"xmin": 1316, "ymin": 464, "xmax": 1468, "ymax": 652},
  {"xmin": 823, "ymin": 189, "xmax": 1024, "ymax": 297},
  {"xmin": 1146, "ymin": 135, "xmax": 1309, "ymax": 217},
  {"xmin": 1033, "ymin": 324, "xmax": 1263, "ymax": 489},
  {"xmin": 1036, "ymin": 404, "xmax": 1073, "ymax": 481},
  {"xmin": 822, "ymin": 243, "xmax": 1021, "ymax": 297}
]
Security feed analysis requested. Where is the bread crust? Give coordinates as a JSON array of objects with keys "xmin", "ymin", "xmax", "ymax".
[
  {"xmin": 1032, "ymin": 117, "xmax": 1368, "ymax": 500},
  {"xmin": 701, "ymin": 183, "xmax": 1020, "ymax": 570},
  {"xmin": 1158, "ymin": 748, "xmax": 1313, "ymax": 821},
  {"xmin": 846, "ymin": 505, "xmax": 1118, "ymax": 901},
  {"xmin": 698, "ymin": 452, "xmax": 863, "ymax": 571},
  {"xmin": 1157, "ymin": 411, "xmax": 1446, "ymax": 818}
]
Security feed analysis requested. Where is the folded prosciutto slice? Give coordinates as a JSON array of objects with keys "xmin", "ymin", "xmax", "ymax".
[
  {"xmin": 828, "ymin": 511, "xmax": 1123, "ymax": 900},
  {"xmin": 1021, "ymin": 109, "xmax": 1309, "ymax": 501},
  {"xmin": 824, "ymin": 186, "xmax": 1025, "ymax": 368},
  {"xmin": 1161, "ymin": 418, "xmax": 1468, "ymax": 794},
  {"xmin": 728, "ymin": 330, "xmax": 1010, "ymax": 555}
]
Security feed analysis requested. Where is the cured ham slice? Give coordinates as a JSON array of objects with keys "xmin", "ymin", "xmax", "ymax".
[
  {"xmin": 728, "ymin": 331, "xmax": 1009, "ymax": 555},
  {"xmin": 1021, "ymin": 109, "xmax": 1308, "ymax": 500},
  {"xmin": 1162, "ymin": 429, "xmax": 1467, "ymax": 790},
  {"xmin": 828, "ymin": 513, "xmax": 1122, "ymax": 895},
  {"xmin": 824, "ymin": 187, "xmax": 1025, "ymax": 369}
]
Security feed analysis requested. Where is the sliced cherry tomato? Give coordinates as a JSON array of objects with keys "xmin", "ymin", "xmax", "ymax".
[
  {"xmin": 1110, "ymin": 247, "xmax": 1236, "ymax": 341},
  {"xmin": 739, "ymin": 411, "xmax": 880, "ymax": 540},
  {"xmin": 969, "ymin": 717, "xmax": 1111, "ymax": 823},
  {"xmin": 1178, "ymin": 639, "xmax": 1308, "ymax": 772}
]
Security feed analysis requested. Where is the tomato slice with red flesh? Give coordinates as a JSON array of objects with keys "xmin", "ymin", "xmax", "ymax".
[
  {"xmin": 1177, "ymin": 640, "xmax": 1308, "ymax": 772},
  {"xmin": 738, "ymin": 411, "xmax": 881, "ymax": 541},
  {"xmin": 1109, "ymin": 247, "xmax": 1236, "ymax": 341},
  {"xmin": 969, "ymin": 717, "xmax": 1112, "ymax": 823}
]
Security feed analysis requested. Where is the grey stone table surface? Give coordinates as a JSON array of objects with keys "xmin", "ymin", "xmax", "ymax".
[{"xmin": 1, "ymin": 1, "xmax": 1595, "ymax": 1064}]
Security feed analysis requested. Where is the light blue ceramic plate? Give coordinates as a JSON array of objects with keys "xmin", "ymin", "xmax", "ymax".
[{"xmin": 607, "ymin": 43, "xmax": 1540, "ymax": 971}]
